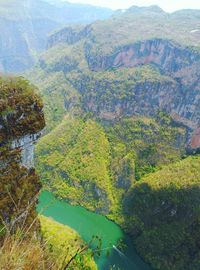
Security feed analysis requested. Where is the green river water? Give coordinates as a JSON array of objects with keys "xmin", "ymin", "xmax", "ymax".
[{"xmin": 38, "ymin": 191, "xmax": 151, "ymax": 270}]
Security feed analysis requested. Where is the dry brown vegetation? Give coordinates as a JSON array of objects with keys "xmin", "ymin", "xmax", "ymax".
[{"xmin": 0, "ymin": 231, "xmax": 56, "ymax": 270}]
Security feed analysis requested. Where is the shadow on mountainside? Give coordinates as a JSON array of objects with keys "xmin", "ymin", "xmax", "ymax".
[{"xmin": 122, "ymin": 182, "xmax": 200, "ymax": 270}]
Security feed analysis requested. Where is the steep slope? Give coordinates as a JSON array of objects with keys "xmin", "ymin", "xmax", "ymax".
[
  {"xmin": 29, "ymin": 6, "xmax": 200, "ymax": 209},
  {"xmin": 124, "ymin": 155, "xmax": 200, "ymax": 270},
  {"xmin": 0, "ymin": 76, "xmax": 45, "ymax": 230},
  {"xmin": 0, "ymin": 76, "xmax": 97, "ymax": 269},
  {"xmin": 35, "ymin": 113, "xmax": 187, "ymax": 217},
  {"xmin": 28, "ymin": 7, "xmax": 200, "ymax": 269},
  {"xmin": 31, "ymin": 7, "xmax": 200, "ymax": 150},
  {"xmin": 36, "ymin": 116, "xmax": 115, "ymax": 213},
  {"xmin": 47, "ymin": 6, "xmax": 200, "ymax": 52},
  {"xmin": 0, "ymin": 0, "xmax": 113, "ymax": 73}
]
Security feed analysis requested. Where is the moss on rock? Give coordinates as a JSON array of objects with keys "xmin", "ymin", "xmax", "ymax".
[{"xmin": 0, "ymin": 76, "xmax": 45, "ymax": 231}]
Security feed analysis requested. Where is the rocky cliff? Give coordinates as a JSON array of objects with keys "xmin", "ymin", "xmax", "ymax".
[
  {"xmin": 47, "ymin": 25, "xmax": 92, "ymax": 49},
  {"xmin": 49, "ymin": 38, "xmax": 200, "ymax": 149},
  {"xmin": 85, "ymin": 39, "xmax": 200, "ymax": 150},
  {"xmin": 27, "ymin": 8, "xmax": 200, "ymax": 218},
  {"xmin": 0, "ymin": 76, "xmax": 45, "ymax": 230}
]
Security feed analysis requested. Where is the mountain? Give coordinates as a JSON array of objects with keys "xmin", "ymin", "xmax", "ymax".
[
  {"xmin": 0, "ymin": 76, "xmax": 96, "ymax": 269},
  {"xmin": 0, "ymin": 0, "xmax": 113, "ymax": 73},
  {"xmin": 32, "ymin": 6, "xmax": 200, "ymax": 149},
  {"xmin": 27, "ymin": 6, "xmax": 200, "ymax": 269},
  {"xmin": 0, "ymin": 76, "xmax": 45, "ymax": 233},
  {"xmin": 124, "ymin": 155, "xmax": 200, "ymax": 270}
]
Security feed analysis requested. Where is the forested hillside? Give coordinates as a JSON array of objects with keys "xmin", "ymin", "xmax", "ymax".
[
  {"xmin": 30, "ymin": 6, "xmax": 200, "ymax": 146},
  {"xmin": 124, "ymin": 155, "xmax": 200, "ymax": 270},
  {"xmin": 0, "ymin": 0, "xmax": 112, "ymax": 72},
  {"xmin": 26, "ymin": 6, "xmax": 200, "ymax": 269},
  {"xmin": 0, "ymin": 76, "xmax": 97, "ymax": 269}
]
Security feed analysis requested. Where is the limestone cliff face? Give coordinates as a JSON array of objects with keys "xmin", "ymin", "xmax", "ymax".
[
  {"xmin": 45, "ymin": 30, "xmax": 200, "ymax": 150},
  {"xmin": 0, "ymin": 77, "xmax": 45, "ymax": 230},
  {"xmin": 74, "ymin": 78, "xmax": 180, "ymax": 119},
  {"xmin": 11, "ymin": 133, "xmax": 42, "ymax": 169},
  {"xmin": 47, "ymin": 25, "xmax": 92, "ymax": 49},
  {"xmin": 84, "ymin": 39, "xmax": 200, "ymax": 150},
  {"xmin": 85, "ymin": 39, "xmax": 199, "ymax": 73},
  {"xmin": 85, "ymin": 39, "xmax": 200, "ymax": 120}
]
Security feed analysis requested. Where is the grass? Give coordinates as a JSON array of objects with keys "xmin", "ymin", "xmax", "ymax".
[
  {"xmin": 0, "ymin": 230, "xmax": 55, "ymax": 270},
  {"xmin": 40, "ymin": 216, "xmax": 97, "ymax": 270},
  {"xmin": 0, "ymin": 212, "xmax": 97, "ymax": 270},
  {"xmin": 0, "ymin": 183, "xmax": 97, "ymax": 270}
]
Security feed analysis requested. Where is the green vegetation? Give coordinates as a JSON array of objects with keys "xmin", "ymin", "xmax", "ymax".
[
  {"xmin": 40, "ymin": 215, "xmax": 97, "ymax": 270},
  {"xmin": 27, "ymin": 6, "xmax": 200, "ymax": 270},
  {"xmin": 29, "ymin": 62, "xmax": 176, "ymax": 133},
  {"xmin": 36, "ymin": 115, "xmax": 116, "ymax": 213},
  {"xmin": 28, "ymin": 68, "xmax": 81, "ymax": 132},
  {"xmin": 36, "ymin": 112, "xmax": 187, "ymax": 221},
  {"xmin": 0, "ymin": 215, "xmax": 97, "ymax": 270},
  {"xmin": 0, "ymin": 76, "xmax": 45, "ymax": 140},
  {"xmin": 88, "ymin": 8, "xmax": 200, "ymax": 56},
  {"xmin": 0, "ymin": 76, "xmax": 45, "ymax": 230},
  {"xmin": 124, "ymin": 155, "xmax": 200, "ymax": 270},
  {"xmin": 106, "ymin": 114, "xmax": 186, "ymax": 180},
  {"xmin": 0, "ymin": 76, "xmax": 97, "ymax": 270},
  {"xmin": 65, "ymin": 66, "xmax": 175, "ymax": 116}
]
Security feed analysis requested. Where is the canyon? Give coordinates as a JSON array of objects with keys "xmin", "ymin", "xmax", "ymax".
[{"xmin": 1, "ymin": 4, "xmax": 200, "ymax": 270}]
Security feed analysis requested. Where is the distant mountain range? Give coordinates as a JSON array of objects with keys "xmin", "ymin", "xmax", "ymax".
[{"xmin": 0, "ymin": 0, "xmax": 113, "ymax": 73}]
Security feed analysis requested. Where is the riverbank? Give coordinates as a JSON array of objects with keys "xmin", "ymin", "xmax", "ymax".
[{"xmin": 37, "ymin": 191, "xmax": 151, "ymax": 270}]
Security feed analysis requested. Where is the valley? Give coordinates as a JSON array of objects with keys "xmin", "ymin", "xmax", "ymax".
[
  {"xmin": 1, "ymin": 2, "xmax": 200, "ymax": 270},
  {"xmin": 38, "ymin": 191, "xmax": 151, "ymax": 270},
  {"xmin": 28, "ymin": 6, "xmax": 200, "ymax": 269}
]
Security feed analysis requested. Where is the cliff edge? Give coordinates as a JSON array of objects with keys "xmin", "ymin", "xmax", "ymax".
[{"xmin": 0, "ymin": 76, "xmax": 45, "ymax": 231}]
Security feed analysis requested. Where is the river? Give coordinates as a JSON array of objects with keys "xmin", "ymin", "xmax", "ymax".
[{"xmin": 37, "ymin": 191, "xmax": 151, "ymax": 270}]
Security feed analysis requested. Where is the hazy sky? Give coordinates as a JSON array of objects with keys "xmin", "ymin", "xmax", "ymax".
[{"xmin": 67, "ymin": 0, "xmax": 200, "ymax": 12}]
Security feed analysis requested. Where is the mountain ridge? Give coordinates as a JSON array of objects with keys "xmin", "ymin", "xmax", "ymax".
[
  {"xmin": 0, "ymin": 0, "xmax": 113, "ymax": 73},
  {"xmin": 40, "ymin": 11, "xmax": 200, "ymax": 151}
]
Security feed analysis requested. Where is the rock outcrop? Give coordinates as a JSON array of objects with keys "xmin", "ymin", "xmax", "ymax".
[
  {"xmin": 0, "ymin": 76, "xmax": 45, "ymax": 230},
  {"xmin": 85, "ymin": 39, "xmax": 200, "ymax": 150},
  {"xmin": 11, "ymin": 133, "xmax": 42, "ymax": 169},
  {"xmin": 44, "ymin": 21, "xmax": 200, "ymax": 151},
  {"xmin": 47, "ymin": 25, "xmax": 92, "ymax": 49},
  {"xmin": 85, "ymin": 39, "xmax": 199, "ymax": 72}
]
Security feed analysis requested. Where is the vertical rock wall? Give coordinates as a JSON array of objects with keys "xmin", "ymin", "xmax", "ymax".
[{"xmin": 0, "ymin": 77, "xmax": 45, "ymax": 231}]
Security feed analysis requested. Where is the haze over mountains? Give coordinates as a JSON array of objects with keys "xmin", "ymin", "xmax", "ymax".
[{"xmin": 0, "ymin": 0, "xmax": 113, "ymax": 73}]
